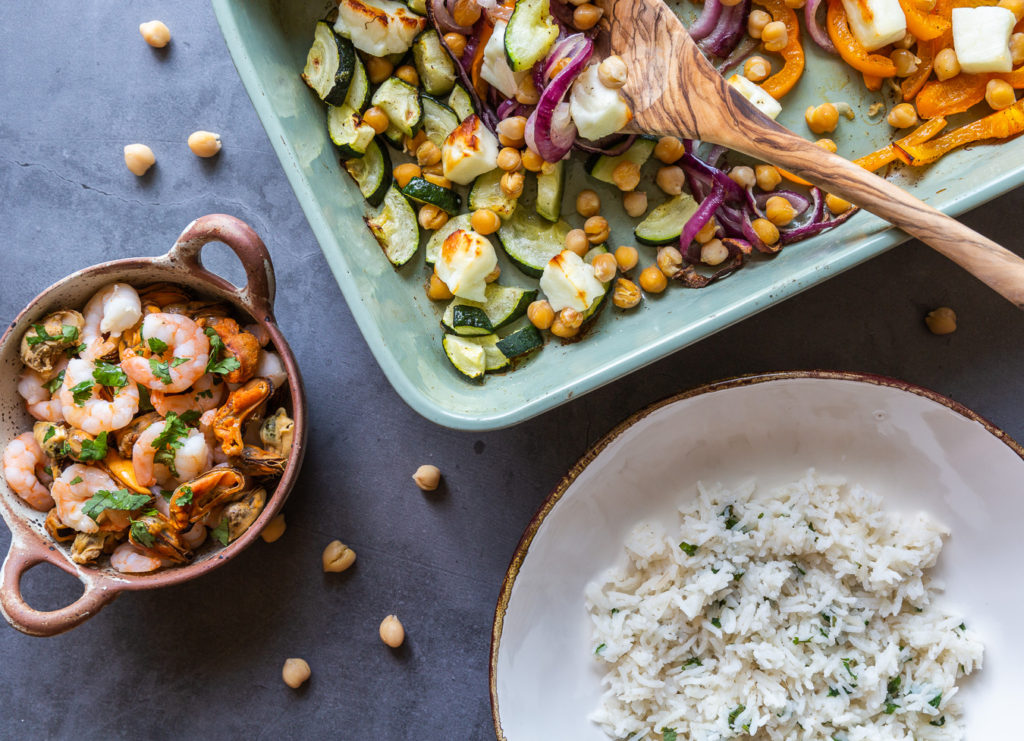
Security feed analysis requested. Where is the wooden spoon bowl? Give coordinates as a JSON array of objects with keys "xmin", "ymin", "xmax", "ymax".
[{"xmin": 598, "ymin": 0, "xmax": 1024, "ymax": 307}]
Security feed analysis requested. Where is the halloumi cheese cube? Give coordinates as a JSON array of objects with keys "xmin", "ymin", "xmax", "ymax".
[
  {"xmin": 839, "ymin": 0, "xmax": 907, "ymax": 51},
  {"xmin": 727, "ymin": 75, "xmax": 782, "ymax": 120},
  {"xmin": 540, "ymin": 250, "xmax": 606, "ymax": 313},
  {"xmin": 569, "ymin": 64, "xmax": 633, "ymax": 141},
  {"xmin": 480, "ymin": 21, "xmax": 524, "ymax": 99},
  {"xmin": 334, "ymin": 0, "xmax": 426, "ymax": 56},
  {"xmin": 437, "ymin": 229, "xmax": 498, "ymax": 302},
  {"xmin": 442, "ymin": 115, "xmax": 500, "ymax": 185},
  {"xmin": 952, "ymin": 7, "xmax": 1015, "ymax": 74}
]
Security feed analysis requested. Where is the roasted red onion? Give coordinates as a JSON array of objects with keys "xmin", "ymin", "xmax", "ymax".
[
  {"xmin": 573, "ymin": 134, "xmax": 637, "ymax": 156},
  {"xmin": 689, "ymin": 0, "xmax": 724, "ymax": 40},
  {"xmin": 431, "ymin": 0, "xmax": 473, "ymax": 34},
  {"xmin": 700, "ymin": 0, "xmax": 751, "ymax": 58},
  {"xmin": 804, "ymin": 0, "xmax": 837, "ymax": 53},
  {"xmin": 525, "ymin": 33, "xmax": 593, "ymax": 161}
]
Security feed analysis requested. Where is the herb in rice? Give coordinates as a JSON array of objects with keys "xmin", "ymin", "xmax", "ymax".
[{"xmin": 585, "ymin": 472, "xmax": 983, "ymax": 740}]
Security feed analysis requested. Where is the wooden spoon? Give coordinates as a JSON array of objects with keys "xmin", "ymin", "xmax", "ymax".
[{"xmin": 597, "ymin": 0, "xmax": 1024, "ymax": 308}]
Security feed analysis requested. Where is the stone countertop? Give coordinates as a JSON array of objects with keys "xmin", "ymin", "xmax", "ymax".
[{"xmin": 1, "ymin": 2, "xmax": 1023, "ymax": 739}]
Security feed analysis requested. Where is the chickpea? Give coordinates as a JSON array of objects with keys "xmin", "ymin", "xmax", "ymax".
[
  {"xmin": 925, "ymin": 306, "xmax": 957, "ymax": 335},
  {"xmin": 497, "ymin": 116, "xmax": 527, "ymax": 147},
  {"xmin": 500, "ymin": 170, "xmax": 525, "ymax": 198},
  {"xmin": 750, "ymin": 217, "xmax": 780, "ymax": 245},
  {"xmin": 379, "ymin": 615, "xmax": 406, "ymax": 648},
  {"xmin": 139, "ymin": 20, "xmax": 171, "ymax": 48},
  {"xmin": 612, "ymin": 277, "xmax": 642, "ymax": 308},
  {"xmin": 893, "ymin": 32, "xmax": 915, "ymax": 50},
  {"xmin": 592, "ymin": 252, "xmax": 618, "ymax": 282},
  {"xmin": 584, "ymin": 215, "xmax": 611, "ymax": 243},
  {"xmin": 999, "ymin": 0, "xmax": 1024, "ymax": 21},
  {"xmin": 720, "ymin": 0, "xmax": 743, "ymax": 6},
  {"xmin": 598, "ymin": 55, "xmax": 628, "ymax": 89},
  {"xmin": 614, "ymin": 245, "xmax": 639, "ymax": 271},
  {"xmin": 453, "ymin": 0, "xmax": 482, "ymax": 25},
  {"xmin": 815, "ymin": 138, "xmax": 838, "ymax": 153},
  {"xmin": 520, "ymin": 148, "xmax": 544, "ymax": 172},
  {"xmin": 915, "ymin": 0, "xmax": 936, "ymax": 9},
  {"xmin": 638, "ymin": 265, "xmax": 668, "ymax": 293},
  {"xmin": 366, "ymin": 56, "xmax": 394, "ymax": 84},
  {"xmin": 747, "ymin": 9, "xmax": 772, "ymax": 38},
  {"xmin": 282, "ymin": 658, "xmax": 311, "ymax": 689},
  {"xmin": 484, "ymin": 265, "xmax": 501, "ymax": 283},
  {"xmin": 414, "ymin": 141, "xmax": 440, "ymax": 168},
  {"xmin": 423, "ymin": 173, "xmax": 452, "ymax": 189},
  {"xmin": 528, "ymin": 300, "xmax": 555, "ymax": 329},
  {"xmin": 658, "ymin": 139, "xmax": 688, "ymax": 168},
  {"xmin": 565, "ymin": 228, "xmax": 590, "ymax": 256},
  {"xmin": 426, "ymin": 272, "xmax": 453, "ymax": 300},
  {"xmin": 622, "ymin": 190, "xmax": 648, "ymax": 218},
  {"xmin": 443, "ymin": 32, "xmax": 468, "ymax": 59},
  {"xmin": 694, "ymin": 218, "xmax": 718, "ymax": 243},
  {"xmin": 762, "ymin": 21, "xmax": 789, "ymax": 52},
  {"xmin": 657, "ymin": 246, "xmax": 683, "ymax": 278},
  {"xmin": 985, "ymin": 79, "xmax": 1016, "ymax": 111},
  {"xmin": 497, "ymin": 147, "xmax": 522, "ymax": 172},
  {"xmin": 187, "ymin": 131, "xmax": 222, "ymax": 158},
  {"xmin": 550, "ymin": 317, "xmax": 581, "ymax": 338},
  {"xmin": 765, "ymin": 195, "xmax": 797, "ymax": 226},
  {"xmin": 728, "ymin": 165, "xmax": 756, "ymax": 189},
  {"xmin": 891, "ymin": 49, "xmax": 919, "ymax": 77},
  {"xmin": 1011, "ymin": 33, "xmax": 1024, "ymax": 67},
  {"xmin": 887, "ymin": 102, "xmax": 919, "ymax": 129},
  {"xmin": 656, "ymin": 165, "xmax": 685, "ymax": 195},
  {"xmin": 471, "ymin": 208, "xmax": 501, "ymax": 235},
  {"xmin": 322, "ymin": 540, "xmax": 356, "ymax": 572},
  {"xmin": 611, "ymin": 160, "xmax": 641, "ymax": 191},
  {"xmin": 123, "ymin": 143, "xmax": 156, "ymax": 176},
  {"xmin": 412, "ymin": 464, "xmax": 441, "ymax": 491},
  {"xmin": 550, "ymin": 58, "xmax": 572, "ymax": 77},
  {"xmin": 404, "ymin": 130, "xmax": 428, "ymax": 154},
  {"xmin": 362, "ymin": 106, "xmax": 390, "ymax": 134},
  {"xmin": 395, "ymin": 64, "xmax": 419, "ymax": 87},
  {"xmin": 418, "ymin": 204, "xmax": 449, "ymax": 231},
  {"xmin": 559, "ymin": 307, "xmax": 584, "ymax": 330},
  {"xmin": 576, "ymin": 189, "xmax": 601, "ymax": 217},
  {"xmin": 573, "ymin": 3, "xmax": 604, "ymax": 30},
  {"xmin": 825, "ymin": 193, "xmax": 852, "ymax": 215},
  {"xmin": 393, "ymin": 163, "xmax": 421, "ymax": 188},
  {"xmin": 805, "ymin": 103, "xmax": 839, "ymax": 134},
  {"xmin": 744, "ymin": 56, "xmax": 771, "ymax": 83},
  {"xmin": 784, "ymin": 0, "xmax": 806, "ymax": 7},
  {"xmin": 754, "ymin": 164, "xmax": 781, "ymax": 191},
  {"xmin": 261, "ymin": 514, "xmax": 287, "ymax": 543},
  {"xmin": 700, "ymin": 238, "xmax": 730, "ymax": 266}
]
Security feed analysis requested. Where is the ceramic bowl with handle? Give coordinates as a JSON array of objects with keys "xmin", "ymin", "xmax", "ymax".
[{"xmin": 0, "ymin": 214, "xmax": 307, "ymax": 637}]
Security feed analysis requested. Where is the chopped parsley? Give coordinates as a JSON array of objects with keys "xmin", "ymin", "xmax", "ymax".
[
  {"xmin": 711, "ymin": 617, "xmax": 721, "ymax": 628},
  {"xmin": 210, "ymin": 519, "xmax": 231, "ymax": 546},
  {"xmin": 886, "ymin": 676, "xmax": 901, "ymax": 695},
  {"xmin": 92, "ymin": 361, "xmax": 128, "ymax": 388},
  {"xmin": 884, "ymin": 702, "xmax": 899, "ymax": 714},
  {"xmin": 196, "ymin": 388, "xmax": 213, "ymax": 399},
  {"xmin": 82, "ymin": 488, "xmax": 151, "ymax": 521},
  {"xmin": 204, "ymin": 327, "xmax": 241, "ymax": 375},
  {"xmin": 721, "ymin": 504, "xmax": 738, "ymax": 530},
  {"xmin": 175, "ymin": 485, "xmax": 194, "ymax": 506},
  {"xmin": 594, "ymin": 643, "xmax": 606, "ymax": 655},
  {"xmin": 77, "ymin": 431, "xmax": 108, "ymax": 462},
  {"xmin": 678, "ymin": 541, "xmax": 698, "ymax": 556},
  {"xmin": 661, "ymin": 729, "xmax": 677, "ymax": 741},
  {"xmin": 138, "ymin": 384, "xmax": 154, "ymax": 413},
  {"xmin": 681, "ymin": 657, "xmax": 702, "ymax": 669},
  {"xmin": 929, "ymin": 693, "xmax": 942, "ymax": 708},
  {"xmin": 727, "ymin": 704, "xmax": 745, "ymax": 728},
  {"xmin": 841, "ymin": 658, "xmax": 857, "ymax": 680},
  {"xmin": 27, "ymin": 323, "xmax": 79, "ymax": 346},
  {"xmin": 179, "ymin": 409, "xmax": 201, "ymax": 426},
  {"xmin": 42, "ymin": 425, "xmax": 56, "ymax": 443},
  {"xmin": 792, "ymin": 636, "xmax": 811, "ymax": 645},
  {"xmin": 930, "ymin": 716, "xmax": 946, "ymax": 727},
  {"xmin": 70, "ymin": 380, "xmax": 94, "ymax": 406},
  {"xmin": 151, "ymin": 411, "xmax": 190, "ymax": 476},
  {"xmin": 44, "ymin": 370, "xmax": 66, "ymax": 394},
  {"xmin": 129, "ymin": 519, "xmax": 156, "ymax": 548},
  {"xmin": 827, "ymin": 688, "xmax": 839, "ymax": 697},
  {"xmin": 69, "ymin": 476, "xmax": 83, "ymax": 485},
  {"xmin": 147, "ymin": 337, "xmax": 168, "ymax": 354}
]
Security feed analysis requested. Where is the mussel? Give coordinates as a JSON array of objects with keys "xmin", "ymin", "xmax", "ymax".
[
  {"xmin": 168, "ymin": 467, "xmax": 247, "ymax": 531},
  {"xmin": 220, "ymin": 488, "xmax": 267, "ymax": 544},
  {"xmin": 212, "ymin": 377, "xmax": 273, "ymax": 457},
  {"xmin": 71, "ymin": 532, "xmax": 121, "ymax": 565},
  {"xmin": 20, "ymin": 310, "xmax": 85, "ymax": 374}
]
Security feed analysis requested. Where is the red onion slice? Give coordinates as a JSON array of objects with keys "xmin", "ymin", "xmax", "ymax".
[
  {"xmin": 525, "ymin": 33, "xmax": 593, "ymax": 161},
  {"xmin": 689, "ymin": 0, "xmax": 724, "ymax": 40},
  {"xmin": 804, "ymin": 0, "xmax": 837, "ymax": 54},
  {"xmin": 431, "ymin": 0, "xmax": 473, "ymax": 34}
]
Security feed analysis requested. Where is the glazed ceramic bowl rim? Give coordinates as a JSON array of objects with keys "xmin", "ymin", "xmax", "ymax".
[
  {"xmin": 0, "ymin": 215, "xmax": 307, "ymax": 635},
  {"xmin": 487, "ymin": 369, "xmax": 1024, "ymax": 739}
]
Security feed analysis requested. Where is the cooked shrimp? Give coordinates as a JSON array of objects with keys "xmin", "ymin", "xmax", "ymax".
[
  {"xmin": 58, "ymin": 358, "xmax": 140, "ymax": 435},
  {"xmin": 255, "ymin": 349, "xmax": 288, "ymax": 391},
  {"xmin": 244, "ymin": 322, "xmax": 271, "ymax": 347},
  {"xmin": 199, "ymin": 409, "xmax": 230, "ymax": 464},
  {"xmin": 81, "ymin": 283, "xmax": 143, "ymax": 361},
  {"xmin": 180, "ymin": 523, "xmax": 208, "ymax": 550},
  {"xmin": 132, "ymin": 421, "xmax": 212, "ymax": 487},
  {"xmin": 121, "ymin": 313, "xmax": 209, "ymax": 393},
  {"xmin": 110, "ymin": 542, "xmax": 173, "ymax": 574},
  {"xmin": 2, "ymin": 432, "xmax": 53, "ymax": 511},
  {"xmin": 150, "ymin": 373, "xmax": 225, "ymax": 417},
  {"xmin": 51, "ymin": 464, "xmax": 132, "ymax": 533},
  {"xmin": 17, "ymin": 367, "xmax": 64, "ymax": 423}
]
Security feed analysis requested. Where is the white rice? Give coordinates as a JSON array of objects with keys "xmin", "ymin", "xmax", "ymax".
[{"xmin": 585, "ymin": 471, "xmax": 983, "ymax": 741}]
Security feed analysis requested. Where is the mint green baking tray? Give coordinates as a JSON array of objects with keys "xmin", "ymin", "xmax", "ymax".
[{"xmin": 213, "ymin": 0, "xmax": 1024, "ymax": 430}]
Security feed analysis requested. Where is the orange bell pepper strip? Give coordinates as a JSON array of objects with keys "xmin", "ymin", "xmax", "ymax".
[
  {"xmin": 916, "ymin": 73, "xmax": 988, "ymax": 117},
  {"xmin": 897, "ymin": 0, "xmax": 950, "ymax": 40},
  {"xmin": 826, "ymin": 0, "xmax": 898, "ymax": 77},
  {"xmin": 470, "ymin": 19, "xmax": 495, "ymax": 100},
  {"xmin": 753, "ymin": 0, "xmax": 805, "ymax": 99},
  {"xmin": 895, "ymin": 98, "xmax": 1024, "ymax": 165},
  {"xmin": 901, "ymin": 39, "xmax": 935, "ymax": 101},
  {"xmin": 852, "ymin": 117, "xmax": 948, "ymax": 170},
  {"xmin": 863, "ymin": 73, "xmax": 883, "ymax": 91}
]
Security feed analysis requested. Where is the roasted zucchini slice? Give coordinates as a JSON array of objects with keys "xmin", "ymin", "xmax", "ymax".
[
  {"xmin": 344, "ymin": 137, "xmax": 392, "ymax": 206},
  {"xmin": 366, "ymin": 185, "xmax": 419, "ymax": 267},
  {"xmin": 301, "ymin": 21, "xmax": 356, "ymax": 106}
]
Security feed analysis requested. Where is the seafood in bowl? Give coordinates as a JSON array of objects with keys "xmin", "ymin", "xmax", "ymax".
[{"xmin": 3, "ymin": 281, "xmax": 295, "ymax": 574}]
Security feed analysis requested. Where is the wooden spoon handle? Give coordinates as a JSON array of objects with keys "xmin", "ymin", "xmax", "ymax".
[{"xmin": 713, "ymin": 120, "xmax": 1024, "ymax": 308}]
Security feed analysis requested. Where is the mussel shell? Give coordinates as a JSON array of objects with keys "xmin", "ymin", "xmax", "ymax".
[
  {"xmin": 236, "ymin": 445, "xmax": 286, "ymax": 477},
  {"xmin": 71, "ymin": 531, "xmax": 121, "ymax": 565},
  {"xmin": 222, "ymin": 488, "xmax": 267, "ymax": 543},
  {"xmin": 19, "ymin": 310, "xmax": 85, "ymax": 374},
  {"xmin": 259, "ymin": 408, "xmax": 295, "ymax": 459},
  {"xmin": 115, "ymin": 411, "xmax": 163, "ymax": 458}
]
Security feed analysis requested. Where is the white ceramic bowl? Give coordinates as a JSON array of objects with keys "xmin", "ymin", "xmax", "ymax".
[{"xmin": 491, "ymin": 372, "xmax": 1024, "ymax": 739}]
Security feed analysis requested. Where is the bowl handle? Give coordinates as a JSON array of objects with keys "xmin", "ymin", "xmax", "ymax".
[
  {"xmin": 165, "ymin": 214, "xmax": 277, "ymax": 320},
  {"xmin": 0, "ymin": 542, "xmax": 118, "ymax": 637}
]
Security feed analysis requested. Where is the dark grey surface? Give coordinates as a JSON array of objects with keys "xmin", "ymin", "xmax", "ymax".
[{"xmin": 1, "ymin": 3, "xmax": 1023, "ymax": 739}]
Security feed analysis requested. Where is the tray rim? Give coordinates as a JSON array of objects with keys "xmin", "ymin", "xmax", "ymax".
[{"xmin": 211, "ymin": 0, "xmax": 1024, "ymax": 431}]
